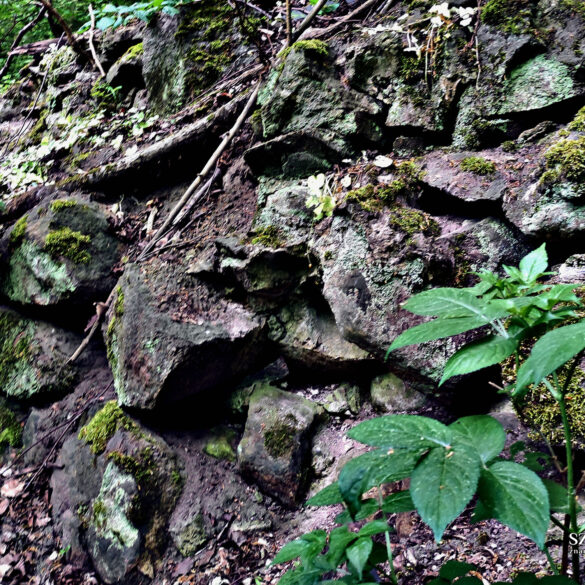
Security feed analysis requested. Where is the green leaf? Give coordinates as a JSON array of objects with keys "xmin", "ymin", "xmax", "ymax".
[
  {"xmin": 338, "ymin": 449, "xmax": 420, "ymax": 515},
  {"xmin": 306, "ymin": 483, "xmax": 343, "ymax": 506},
  {"xmin": 348, "ymin": 414, "xmax": 452, "ymax": 449},
  {"xmin": 402, "ymin": 287, "xmax": 509, "ymax": 320},
  {"xmin": 96, "ymin": 15, "xmax": 116, "ymax": 29},
  {"xmin": 410, "ymin": 443, "xmax": 481, "ymax": 541},
  {"xmin": 515, "ymin": 321, "xmax": 585, "ymax": 392},
  {"xmin": 273, "ymin": 530, "xmax": 327, "ymax": 565},
  {"xmin": 439, "ymin": 560, "xmax": 476, "ymax": 580},
  {"xmin": 381, "ymin": 490, "xmax": 415, "ymax": 513},
  {"xmin": 273, "ymin": 540, "xmax": 312, "ymax": 564},
  {"xmin": 357, "ymin": 519, "xmax": 390, "ymax": 538},
  {"xmin": 477, "ymin": 461, "xmax": 549, "ymax": 549},
  {"xmin": 542, "ymin": 479, "xmax": 571, "ymax": 514},
  {"xmin": 440, "ymin": 335, "xmax": 518, "ymax": 385},
  {"xmin": 346, "ymin": 537, "xmax": 372, "ymax": 580},
  {"xmin": 519, "ymin": 243, "xmax": 548, "ymax": 283},
  {"xmin": 388, "ymin": 316, "xmax": 488, "ymax": 352},
  {"xmin": 324, "ymin": 526, "xmax": 357, "ymax": 566},
  {"xmin": 450, "ymin": 416, "xmax": 506, "ymax": 464}
]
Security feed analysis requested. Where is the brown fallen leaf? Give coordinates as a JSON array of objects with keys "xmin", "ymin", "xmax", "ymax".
[{"xmin": 1, "ymin": 479, "xmax": 24, "ymax": 498}]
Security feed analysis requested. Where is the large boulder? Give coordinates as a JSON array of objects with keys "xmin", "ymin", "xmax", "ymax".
[
  {"xmin": 143, "ymin": 1, "xmax": 257, "ymax": 114},
  {"xmin": 0, "ymin": 196, "xmax": 122, "ymax": 308},
  {"xmin": 0, "ymin": 306, "xmax": 81, "ymax": 399},
  {"xmin": 50, "ymin": 401, "xmax": 182, "ymax": 584},
  {"xmin": 237, "ymin": 384, "xmax": 322, "ymax": 506},
  {"xmin": 104, "ymin": 260, "xmax": 268, "ymax": 410}
]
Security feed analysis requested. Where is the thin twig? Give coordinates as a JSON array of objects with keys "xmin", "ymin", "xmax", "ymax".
[
  {"xmin": 293, "ymin": 0, "xmax": 328, "ymax": 42},
  {"xmin": 0, "ymin": 6, "xmax": 47, "ymax": 80},
  {"xmin": 172, "ymin": 167, "xmax": 220, "ymax": 227},
  {"xmin": 35, "ymin": 0, "xmax": 95, "ymax": 67},
  {"xmin": 285, "ymin": 0, "xmax": 293, "ymax": 46},
  {"xmin": 138, "ymin": 81, "xmax": 262, "ymax": 261},
  {"xmin": 0, "ymin": 33, "xmax": 64, "ymax": 159},
  {"xmin": 88, "ymin": 4, "xmax": 105, "ymax": 77},
  {"xmin": 234, "ymin": 0, "xmax": 271, "ymax": 19},
  {"xmin": 297, "ymin": 0, "xmax": 383, "ymax": 41}
]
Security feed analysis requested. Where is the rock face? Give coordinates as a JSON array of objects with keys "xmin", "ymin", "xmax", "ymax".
[
  {"xmin": 1, "ymin": 196, "xmax": 122, "ymax": 308},
  {"xmin": 50, "ymin": 402, "xmax": 181, "ymax": 584},
  {"xmin": 238, "ymin": 384, "xmax": 322, "ymax": 506},
  {"xmin": 104, "ymin": 260, "xmax": 268, "ymax": 410},
  {"xmin": 0, "ymin": 307, "xmax": 80, "ymax": 399}
]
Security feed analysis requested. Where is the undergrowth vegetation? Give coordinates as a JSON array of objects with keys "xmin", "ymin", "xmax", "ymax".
[{"xmin": 273, "ymin": 245, "xmax": 585, "ymax": 584}]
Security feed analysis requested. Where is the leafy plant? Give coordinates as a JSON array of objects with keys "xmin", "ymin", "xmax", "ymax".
[
  {"xmin": 273, "ymin": 245, "xmax": 584, "ymax": 584},
  {"xmin": 82, "ymin": 0, "xmax": 183, "ymax": 31},
  {"xmin": 306, "ymin": 173, "xmax": 336, "ymax": 221}
]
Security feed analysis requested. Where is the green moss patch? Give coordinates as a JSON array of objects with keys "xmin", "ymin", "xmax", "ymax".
[
  {"xmin": 389, "ymin": 206, "xmax": 440, "ymax": 237},
  {"xmin": 251, "ymin": 225, "xmax": 284, "ymax": 247},
  {"xmin": 264, "ymin": 416, "xmax": 297, "ymax": 458},
  {"xmin": 460, "ymin": 156, "xmax": 497, "ymax": 175},
  {"xmin": 543, "ymin": 136, "xmax": 585, "ymax": 184},
  {"xmin": 10, "ymin": 215, "xmax": 28, "ymax": 246},
  {"xmin": 50, "ymin": 199, "xmax": 78, "ymax": 212},
  {"xmin": 44, "ymin": 227, "xmax": 91, "ymax": 264},
  {"xmin": 569, "ymin": 106, "xmax": 585, "ymax": 132},
  {"xmin": 481, "ymin": 0, "xmax": 535, "ymax": 35},
  {"xmin": 0, "ymin": 311, "xmax": 33, "ymax": 391},
  {"xmin": 108, "ymin": 447, "xmax": 155, "ymax": 483},
  {"xmin": 204, "ymin": 429, "xmax": 236, "ymax": 461},
  {"xmin": 79, "ymin": 401, "xmax": 136, "ymax": 454},
  {"xmin": 0, "ymin": 404, "xmax": 22, "ymax": 448},
  {"xmin": 346, "ymin": 184, "xmax": 395, "ymax": 212},
  {"xmin": 122, "ymin": 42, "xmax": 143, "ymax": 62}
]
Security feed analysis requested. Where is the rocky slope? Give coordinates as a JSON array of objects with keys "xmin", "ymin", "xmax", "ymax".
[{"xmin": 0, "ymin": 1, "xmax": 585, "ymax": 584}]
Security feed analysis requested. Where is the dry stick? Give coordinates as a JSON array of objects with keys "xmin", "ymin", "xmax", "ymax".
[
  {"xmin": 0, "ymin": 6, "xmax": 47, "ymax": 80},
  {"xmin": 297, "ymin": 0, "xmax": 383, "ymax": 40},
  {"xmin": 292, "ymin": 0, "xmax": 328, "ymax": 42},
  {"xmin": 36, "ymin": 0, "xmax": 95, "ymax": 67},
  {"xmin": 66, "ymin": 298, "xmax": 112, "ymax": 364},
  {"xmin": 285, "ymin": 0, "xmax": 293, "ymax": 46},
  {"xmin": 0, "ymin": 33, "xmax": 64, "ymax": 159},
  {"xmin": 88, "ymin": 4, "xmax": 105, "ymax": 77},
  {"xmin": 172, "ymin": 167, "xmax": 220, "ymax": 227},
  {"xmin": 137, "ymin": 81, "xmax": 262, "ymax": 261}
]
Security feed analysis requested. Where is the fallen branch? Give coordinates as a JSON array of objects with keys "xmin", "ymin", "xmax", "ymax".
[
  {"xmin": 285, "ymin": 0, "xmax": 293, "ymax": 46},
  {"xmin": 297, "ymin": 0, "xmax": 384, "ymax": 40},
  {"xmin": 137, "ymin": 80, "xmax": 262, "ymax": 260},
  {"xmin": 22, "ymin": 383, "xmax": 113, "ymax": 492},
  {"xmin": 66, "ymin": 298, "xmax": 112, "ymax": 364},
  {"xmin": 88, "ymin": 4, "xmax": 105, "ymax": 77},
  {"xmin": 292, "ymin": 0, "xmax": 328, "ymax": 42},
  {"xmin": 0, "ymin": 6, "xmax": 47, "ymax": 80},
  {"xmin": 36, "ymin": 0, "xmax": 95, "ymax": 67}
]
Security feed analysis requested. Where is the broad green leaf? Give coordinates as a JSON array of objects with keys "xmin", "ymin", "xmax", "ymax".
[
  {"xmin": 477, "ymin": 461, "xmax": 549, "ymax": 549},
  {"xmin": 515, "ymin": 321, "xmax": 585, "ymax": 392},
  {"xmin": 357, "ymin": 519, "xmax": 390, "ymax": 537},
  {"xmin": 402, "ymin": 288, "xmax": 509, "ymax": 320},
  {"xmin": 273, "ymin": 539, "xmax": 312, "ymax": 564},
  {"xmin": 306, "ymin": 482, "xmax": 343, "ymax": 507},
  {"xmin": 519, "ymin": 243, "xmax": 548, "ymax": 283},
  {"xmin": 278, "ymin": 566, "xmax": 321, "ymax": 585},
  {"xmin": 388, "ymin": 316, "xmax": 488, "ymax": 352},
  {"xmin": 410, "ymin": 443, "xmax": 481, "ymax": 541},
  {"xmin": 338, "ymin": 449, "xmax": 421, "ymax": 515},
  {"xmin": 450, "ymin": 415, "xmax": 506, "ymax": 464},
  {"xmin": 439, "ymin": 560, "xmax": 476, "ymax": 579},
  {"xmin": 440, "ymin": 336, "xmax": 518, "ymax": 385},
  {"xmin": 348, "ymin": 414, "xmax": 452, "ymax": 449},
  {"xmin": 533, "ymin": 284, "xmax": 581, "ymax": 309},
  {"xmin": 324, "ymin": 526, "xmax": 357, "ymax": 566},
  {"xmin": 503, "ymin": 265, "xmax": 525, "ymax": 283},
  {"xmin": 381, "ymin": 490, "xmax": 415, "ymax": 513},
  {"xmin": 542, "ymin": 479, "xmax": 571, "ymax": 514},
  {"xmin": 272, "ymin": 530, "xmax": 327, "ymax": 565},
  {"xmin": 522, "ymin": 452, "xmax": 551, "ymax": 472},
  {"xmin": 346, "ymin": 537, "xmax": 372, "ymax": 580},
  {"xmin": 96, "ymin": 15, "xmax": 116, "ymax": 29}
]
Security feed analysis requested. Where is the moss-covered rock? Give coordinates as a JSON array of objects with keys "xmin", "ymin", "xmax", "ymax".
[
  {"xmin": 1, "ymin": 196, "xmax": 122, "ymax": 308},
  {"xmin": 52, "ymin": 409, "xmax": 182, "ymax": 584},
  {"xmin": 238, "ymin": 384, "xmax": 322, "ymax": 506},
  {"xmin": 0, "ymin": 401, "xmax": 22, "ymax": 448},
  {"xmin": 0, "ymin": 307, "xmax": 80, "ymax": 399}
]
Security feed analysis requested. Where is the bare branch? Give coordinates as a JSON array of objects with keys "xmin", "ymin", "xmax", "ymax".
[{"xmin": 0, "ymin": 6, "xmax": 47, "ymax": 80}]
